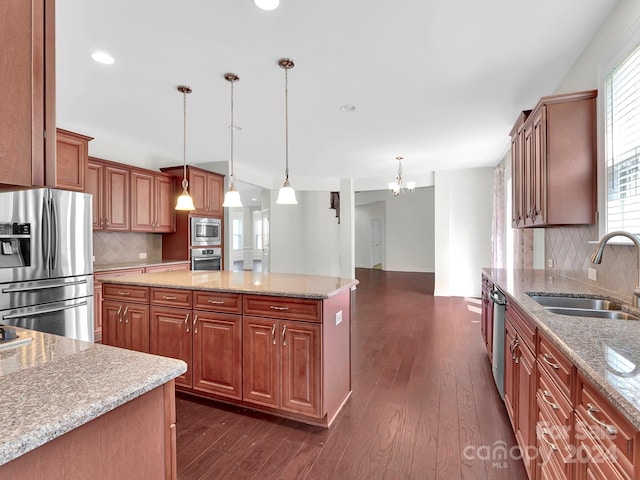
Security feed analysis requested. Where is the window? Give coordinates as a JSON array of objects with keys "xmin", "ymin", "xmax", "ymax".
[
  {"xmin": 605, "ymin": 41, "xmax": 640, "ymax": 234},
  {"xmin": 232, "ymin": 218, "xmax": 243, "ymax": 250}
]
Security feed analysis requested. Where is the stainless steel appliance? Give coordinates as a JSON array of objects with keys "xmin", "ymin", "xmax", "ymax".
[
  {"xmin": 490, "ymin": 287, "xmax": 507, "ymax": 400},
  {"xmin": 191, "ymin": 248, "xmax": 222, "ymax": 271},
  {"xmin": 0, "ymin": 188, "xmax": 94, "ymax": 342},
  {"xmin": 190, "ymin": 216, "xmax": 221, "ymax": 247}
]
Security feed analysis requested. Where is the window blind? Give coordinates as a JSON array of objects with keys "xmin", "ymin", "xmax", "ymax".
[{"xmin": 606, "ymin": 42, "xmax": 640, "ymax": 234}]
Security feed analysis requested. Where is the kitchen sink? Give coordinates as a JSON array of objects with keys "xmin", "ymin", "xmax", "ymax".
[
  {"xmin": 545, "ymin": 307, "xmax": 639, "ymax": 321},
  {"xmin": 529, "ymin": 294, "xmax": 622, "ymax": 311}
]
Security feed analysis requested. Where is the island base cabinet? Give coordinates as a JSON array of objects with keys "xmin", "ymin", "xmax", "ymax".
[
  {"xmin": 150, "ymin": 306, "xmax": 193, "ymax": 388},
  {"xmin": 0, "ymin": 382, "xmax": 177, "ymax": 480},
  {"xmin": 192, "ymin": 311, "xmax": 242, "ymax": 400},
  {"xmin": 243, "ymin": 316, "xmax": 322, "ymax": 418},
  {"xmin": 103, "ymin": 300, "xmax": 150, "ymax": 353}
]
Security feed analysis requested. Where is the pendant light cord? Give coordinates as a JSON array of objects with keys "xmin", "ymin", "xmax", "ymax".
[
  {"xmin": 284, "ymin": 66, "xmax": 289, "ymax": 182},
  {"xmin": 230, "ymin": 77, "xmax": 235, "ymax": 183},
  {"xmin": 182, "ymin": 89, "xmax": 188, "ymax": 189}
]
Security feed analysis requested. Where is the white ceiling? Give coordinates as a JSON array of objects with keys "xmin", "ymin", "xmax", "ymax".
[{"xmin": 55, "ymin": 0, "xmax": 619, "ymax": 191}]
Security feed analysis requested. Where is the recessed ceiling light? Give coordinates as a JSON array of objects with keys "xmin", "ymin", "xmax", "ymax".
[
  {"xmin": 91, "ymin": 51, "xmax": 114, "ymax": 65},
  {"xmin": 254, "ymin": 0, "xmax": 279, "ymax": 10},
  {"xmin": 340, "ymin": 104, "xmax": 356, "ymax": 112},
  {"xmin": 251, "ymin": 198, "xmax": 258, "ymax": 201}
]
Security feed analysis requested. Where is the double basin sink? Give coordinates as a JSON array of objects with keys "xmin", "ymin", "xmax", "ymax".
[{"xmin": 529, "ymin": 294, "xmax": 639, "ymax": 321}]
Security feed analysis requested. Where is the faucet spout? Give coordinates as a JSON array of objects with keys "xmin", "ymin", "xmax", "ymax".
[{"xmin": 590, "ymin": 231, "xmax": 640, "ymax": 307}]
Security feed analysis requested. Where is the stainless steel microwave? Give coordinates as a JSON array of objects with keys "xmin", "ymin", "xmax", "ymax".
[{"xmin": 190, "ymin": 217, "xmax": 221, "ymax": 247}]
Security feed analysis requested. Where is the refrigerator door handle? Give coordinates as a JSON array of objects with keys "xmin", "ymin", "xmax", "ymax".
[
  {"xmin": 2, "ymin": 300, "xmax": 89, "ymax": 320},
  {"xmin": 42, "ymin": 197, "xmax": 51, "ymax": 269},
  {"xmin": 50, "ymin": 196, "xmax": 58, "ymax": 270},
  {"xmin": 1, "ymin": 278, "xmax": 88, "ymax": 294}
]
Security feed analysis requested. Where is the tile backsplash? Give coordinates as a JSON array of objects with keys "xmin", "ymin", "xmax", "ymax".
[
  {"xmin": 546, "ymin": 225, "xmax": 639, "ymax": 303},
  {"xmin": 93, "ymin": 231, "xmax": 162, "ymax": 264}
]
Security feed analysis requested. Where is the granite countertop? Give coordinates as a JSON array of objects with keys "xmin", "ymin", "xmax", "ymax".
[
  {"xmin": 94, "ymin": 259, "xmax": 190, "ymax": 273},
  {"xmin": 97, "ymin": 270, "xmax": 359, "ymax": 299},
  {"xmin": 0, "ymin": 328, "xmax": 186, "ymax": 467},
  {"xmin": 483, "ymin": 268, "xmax": 640, "ymax": 430}
]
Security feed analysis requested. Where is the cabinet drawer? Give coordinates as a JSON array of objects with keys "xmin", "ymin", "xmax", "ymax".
[
  {"xmin": 506, "ymin": 302, "xmax": 535, "ymax": 351},
  {"xmin": 145, "ymin": 263, "xmax": 190, "ymax": 273},
  {"xmin": 94, "ymin": 268, "xmax": 145, "ymax": 281},
  {"xmin": 244, "ymin": 295, "xmax": 321, "ymax": 323},
  {"xmin": 536, "ymin": 408, "xmax": 571, "ymax": 480},
  {"xmin": 576, "ymin": 374, "xmax": 635, "ymax": 479},
  {"xmin": 102, "ymin": 284, "xmax": 149, "ymax": 303},
  {"xmin": 193, "ymin": 291, "xmax": 242, "ymax": 314},
  {"xmin": 538, "ymin": 333, "xmax": 573, "ymax": 399},
  {"xmin": 537, "ymin": 367, "xmax": 572, "ymax": 436},
  {"xmin": 150, "ymin": 287, "xmax": 192, "ymax": 308}
]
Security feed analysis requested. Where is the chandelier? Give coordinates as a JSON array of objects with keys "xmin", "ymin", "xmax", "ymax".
[{"xmin": 388, "ymin": 156, "xmax": 415, "ymax": 196}]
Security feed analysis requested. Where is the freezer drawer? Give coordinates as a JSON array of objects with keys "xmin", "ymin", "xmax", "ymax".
[{"xmin": 0, "ymin": 296, "xmax": 94, "ymax": 342}]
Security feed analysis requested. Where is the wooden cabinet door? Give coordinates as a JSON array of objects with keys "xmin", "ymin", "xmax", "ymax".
[
  {"xmin": 193, "ymin": 311, "xmax": 242, "ymax": 399},
  {"xmin": 154, "ymin": 174, "xmax": 175, "ymax": 232},
  {"xmin": 150, "ymin": 306, "xmax": 192, "ymax": 388},
  {"xmin": 189, "ymin": 169, "xmax": 208, "ymax": 214},
  {"xmin": 243, "ymin": 316, "xmax": 280, "ymax": 408},
  {"xmin": 102, "ymin": 300, "xmax": 124, "ymax": 348},
  {"xmin": 0, "ymin": 0, "xmax": 54, "ymax": 188},
  {"xmin": 523, "ymin": 122, "xmax": 534, "ymax": 226},
  {"xmin": 55, "ymin": 129, "xmax": 92, "ymax": 192},
  {"xmin": 532, "ymin": 107, "xmax": 547, "ymax": 226},
  {"xmin": 130, "ymin": 169, "xmax": 154, "ymax": 232},
  {"xmin": 94, "ymin": 281, "xmax": 103, "ymax": 343},
  {"xmin": 574, "ymin": 416, "xmax": 627, "ymax": 480},
  {"xmin": 87, "ymin": 160, "xmax": 104, "ymax": 230},
  {"xmin": 206, "ymin": 173, "xmax": 223, "ymax": 216},
  {"xmin": 504, "ymin": 321, "xmax": 517, "ymax": 430},
  {"xmin": 104, "ymin": 164, "xmax": 130, "ymax": 231},
  {"xmin": 280, "ymin": 321, "xmax": 321, "ymax": 417},
  {"xmin": 125, "ymin": 303, "xmax": 150, "ymax": 353},
  {"xmin": 515, "ymin": 343, "xmax": 535, "ymax": 478}
]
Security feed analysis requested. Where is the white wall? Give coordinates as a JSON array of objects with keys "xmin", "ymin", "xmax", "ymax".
[
  {"xmin": 269, "ymin": 190, "xmax": 341, "ymax": 276},
  {"xmin": 355, "ymin": 187, "xmax": 435, "ymax": 272},
  {"xmin": 434, "ymin": 168, "xmax": 494, "ymax": 297}
]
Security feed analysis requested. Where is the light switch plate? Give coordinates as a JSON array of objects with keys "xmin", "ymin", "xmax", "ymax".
[
  {"xmin": 335, "ymin": 310, "xmax": 342, "ymax": 326},
  {"xmin": 588, "ymin": 268, "xmax": 597, "ymax": 281},
  {"xmin": 548, "ymin": 258, "xmax": 554, "ymax": 268}
]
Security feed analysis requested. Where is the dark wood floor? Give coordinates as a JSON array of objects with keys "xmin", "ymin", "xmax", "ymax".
[{"xmin": 175, "ymin": 268, "xmax": 527, "ymax": 479}]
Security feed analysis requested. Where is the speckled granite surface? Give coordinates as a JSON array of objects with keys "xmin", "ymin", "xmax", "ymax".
[
  {"xmin": 0, "ymin": 328, "xmax": 186, "ymax": 466},
  {"xmin": 98, "ymin": 270, "xmax": 359, "ymax": 299},
  {"xmin": 93, "ymin": 259, "xmax": 190, "ymax": 272},
  {"xmin": 483, "ymin": 268, "xmax": 640, "ymax": 430}
]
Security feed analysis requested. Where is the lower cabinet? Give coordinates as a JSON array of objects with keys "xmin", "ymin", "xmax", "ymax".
[
  {"xmin": 103, "ymin": 301, "xmax": 150, "ymax": 352},
  {"xmin": 243, "ymin": 316, "xmax": 321, "ymax": 418}
]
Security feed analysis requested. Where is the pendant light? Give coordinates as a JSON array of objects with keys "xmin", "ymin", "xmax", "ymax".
[
  {"xmin": 276, "ymin": 58, "xmax": 298, "ymax": 205},
  {"xmin": 175, "ymin": 85, "xmax": 196, "ymax": 211},
  {"xmin": 388, "ymin": 156, "xmax": 416, "ymax": 197},
  {"xmin": 222, "ymin": 73, "xmax": 243, "ymax": 208}
]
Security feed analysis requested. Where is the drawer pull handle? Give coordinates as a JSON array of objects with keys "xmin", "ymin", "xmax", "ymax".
[
  {"xmin": 162, "ymin": 295, "xmax": 177, "ymax": 300},
  {"xmin": 542, "ymin": 353, "xmax": 560, "ymax": 370},
  {"xmin": 586, "ymin": 403, "xmax": 617, "ymax": 435},
  {"xmin": 185, "ymin": 313, "xmax": 190, "ymax": 333},
  {"xmin": 193, "ymin": 315, "xmax": 198, "ymax": 334},
  {"xmin": 511, "ymin": 338, "xmax": 520, "ymax": 364},
  {"xmin": 542, "ymin": 390, "xmax": 559, "ymax": 410},
  {"xmin": 271, "ymin": 324, "xmax": 276, "ymax": 345},
  {"xmin": 118, "ymin": 292, "xmax": 131, "ymax": 296},
  {"xmin": 540, "ymin": 428, "xmax": 558, "ymax": 452},
  {"xmin": 208, "ymin": 300, "xmax": 225, "ymax": 305},
  {"xmin": 270, "ymin": 306, "xmax": 289, "ymax": 311},
  {"xmin": 282, "ymin": 325, "xmax": 287, "ymax": 346}
]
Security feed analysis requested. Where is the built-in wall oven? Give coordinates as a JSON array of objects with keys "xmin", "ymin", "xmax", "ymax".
[
  {"xmin": 190, "ymin": 217, "xmax": 221, "ymax": 247},
  {"xmin": 191, "ymin": 248, "xmax": 222, "ymax": 271}
]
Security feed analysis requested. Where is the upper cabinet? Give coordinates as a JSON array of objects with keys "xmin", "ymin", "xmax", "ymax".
[
  {"xmin": 87, "ymin": 157, "xmax": 130, "ymax": 231},
  {"xmin": 55, "ymin": 129, "xmax": 93, "ymax": 191},
  {"xmin": 510, "ymin": 90, "xmax": 597, "ymax": 228},
  {"xmin": 161, "ymin": 165, "xmax": 224, "ymax": 216},
  {"xmin": 130, "ymin": 168, "xmax": 176, "ymax": 233},
  {"xmin": 0, "ymin": 0, "xmax": 55, "ymax": 188}
]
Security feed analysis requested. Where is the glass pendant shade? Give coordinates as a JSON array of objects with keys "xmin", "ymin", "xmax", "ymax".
[
  {"xmin": 222, "ymin": 189, "xmax": 243, "ymax": 208},
  {"xmin": 276, "ymin": 185, "xmax": 297, "ymax": 204},
  {"xmin": 254, "ymin": 0, "xmax": 279, "ymax": 10},
  {"xmin": 176, "ymin": 191, "xmax": 196, "ymax": 210}
]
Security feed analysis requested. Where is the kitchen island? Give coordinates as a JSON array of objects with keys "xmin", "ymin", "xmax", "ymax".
[
  {"xmin": 99, "ymin": 270, "xmax": 358, "ymax": 427},
  {"xmin": 0, "ymin": 327, "xmax": 186, "ymax": 479}
]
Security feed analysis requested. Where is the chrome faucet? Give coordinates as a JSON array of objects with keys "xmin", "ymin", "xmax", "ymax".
[{"xmin": 590, "ymin": 231, "xmax": 640, "ymax": 307}]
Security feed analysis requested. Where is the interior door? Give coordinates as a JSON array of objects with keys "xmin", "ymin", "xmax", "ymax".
[
  {"xmin": 261, "ymin": 208, "xmax": 270, "ymax": 273},
  {"xmin": 370, "ymin": 218, "xmax": 383, "ymax": 268}
]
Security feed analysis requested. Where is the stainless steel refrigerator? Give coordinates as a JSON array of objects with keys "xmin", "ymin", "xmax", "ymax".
[{"xmin": 0, "ymin": 188, "xmax": 94, "ymax": 342}]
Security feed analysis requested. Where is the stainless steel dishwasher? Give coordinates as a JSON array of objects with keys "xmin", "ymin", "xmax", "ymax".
[{"xmin": 490, "ymin": 287, "xmax": 507, "ymax": 400}]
